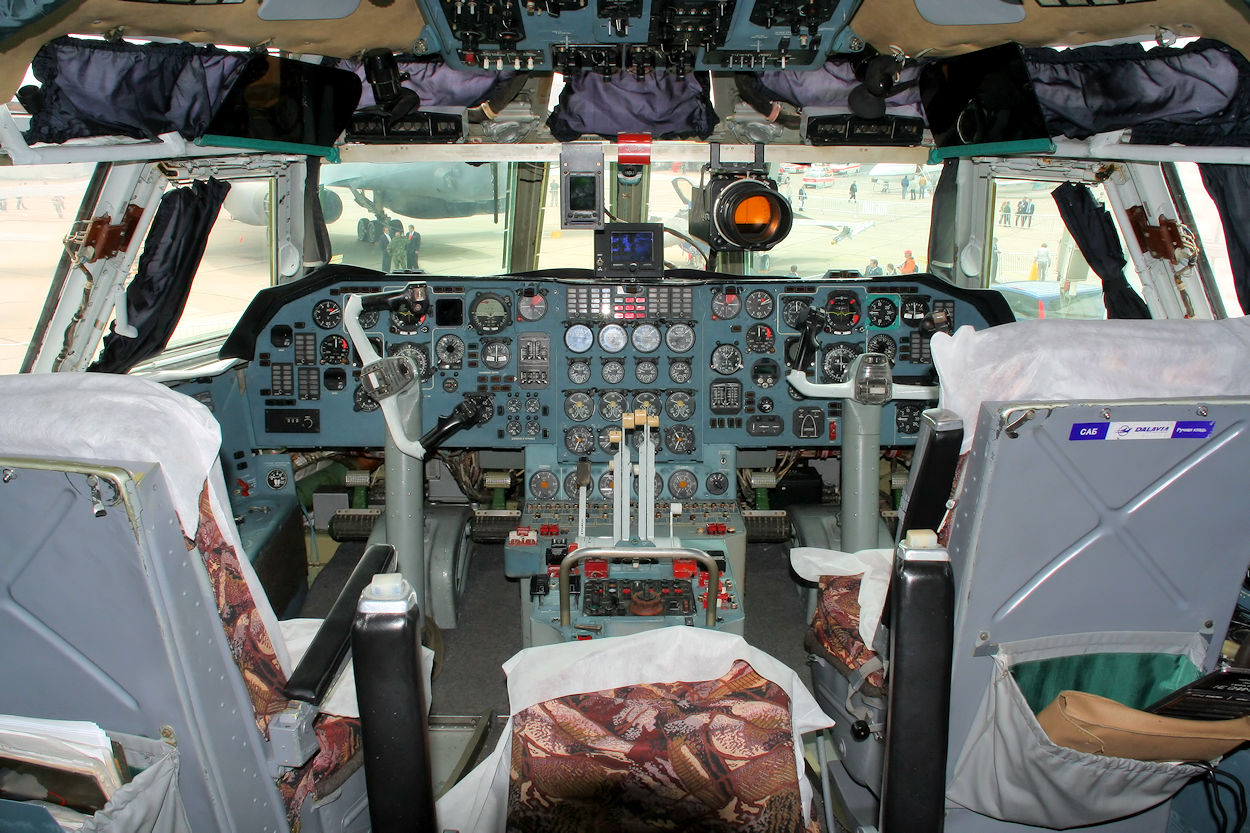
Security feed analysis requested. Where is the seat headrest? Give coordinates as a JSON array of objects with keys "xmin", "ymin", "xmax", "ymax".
[
  {"xmin": 0, "ymin": 373, "xmax": 222, "ymax": 533},
  {"xmin": 932, "ymin": 317, "xmax": 1250, "ymax": 452}
]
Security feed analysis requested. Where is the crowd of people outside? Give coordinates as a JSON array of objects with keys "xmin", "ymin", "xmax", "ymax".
[
  {"xmin": 378, "ymin": 221, "xmax": 422, "ymax": 271},
  {"xmin": 860, "ymin": 249, "xmax": 917, "ymax": 276}
]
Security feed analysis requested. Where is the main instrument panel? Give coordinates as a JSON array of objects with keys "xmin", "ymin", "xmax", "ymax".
[{"xmin": 225, "ymin": 267, "xmax": 1009, "ymax": 501}]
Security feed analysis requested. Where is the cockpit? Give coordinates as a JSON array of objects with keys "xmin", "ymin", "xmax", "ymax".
[{"xmin": 2, "ymin": 2, "xmax": 1250, "ymax": 832}]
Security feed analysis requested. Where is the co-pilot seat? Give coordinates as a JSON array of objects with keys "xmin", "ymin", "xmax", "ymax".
[
  {"xmin": 808, "ymin": 316, "xmax": 1250, "ymax": 832},
  {"xmin": 0, "ymin": 373, "xmax": 386, "ymax": 833}
]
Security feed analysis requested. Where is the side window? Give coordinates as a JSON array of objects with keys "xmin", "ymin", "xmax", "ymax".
[
  {"xmin": 985, "ymin": 179, "xmax": 1143, "ymax": 320},
  {"xmin": 1170, "ymin": 162, "xmax": 1242, "ymax": 317},
  {"xmin": 0, "ymin": 164, "xmax": 94, "ymax": 372},
  {"xmin": 164, "ymin": 178, "xmax": 274, "ymax": 349}
]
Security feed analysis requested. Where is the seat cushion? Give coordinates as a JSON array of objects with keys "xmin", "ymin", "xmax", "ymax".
[{"xmin": 507, "ymin": 659, "xmax": 816, "ymax": 832}]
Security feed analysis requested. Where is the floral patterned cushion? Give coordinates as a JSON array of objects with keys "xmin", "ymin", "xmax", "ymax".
[
  {"xmin": 507, "ymin": 659, "xmax": 816, "ymax": 832},
  {"xmin": 806, "ymin": 574, "xmax": 886, "ymax": 698},
  {"xmin": 189, "ymin": 482, "xmax": 360, "ymax": 831}
]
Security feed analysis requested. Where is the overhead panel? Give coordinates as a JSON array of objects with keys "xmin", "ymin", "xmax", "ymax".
[{"xmin": 414, "ymin": 0, "xmax": 866, "ymax": 73}]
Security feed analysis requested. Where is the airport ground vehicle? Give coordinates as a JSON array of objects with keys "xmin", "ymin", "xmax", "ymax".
[{"xmin": 2, "ymin": 2, "xmax": 1250, "ymax": 832}]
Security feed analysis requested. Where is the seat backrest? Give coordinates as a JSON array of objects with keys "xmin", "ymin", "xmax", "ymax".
[
  {"xmin": 0, "ymin": 373, "xmax": 292, "ymax": 832},
  {"xmin": 927, "ymin": 318, "xmax": 1250, "ymax": 830}
]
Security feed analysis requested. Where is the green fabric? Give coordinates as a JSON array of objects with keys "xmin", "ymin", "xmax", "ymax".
[{"xmin": 1011, "ymin": 652, "xmax": 1200, "ymax": 715}]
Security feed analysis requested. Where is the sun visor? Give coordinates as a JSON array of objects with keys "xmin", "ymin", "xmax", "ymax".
[{"xmin": 547, "ymin": 69, "xmax": 717, "ymax": 142}]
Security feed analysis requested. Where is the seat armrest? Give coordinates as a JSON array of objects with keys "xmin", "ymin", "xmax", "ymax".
[{"xmin": 284, "ymin": 544, "xmax": 396, "ymax": 705}]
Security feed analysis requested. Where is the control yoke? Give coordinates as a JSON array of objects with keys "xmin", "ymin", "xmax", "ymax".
[
  {"xmin": 343, "ymin": 284, "xmax": 488, "ymax": 459},
  {"xmin": 785, "ymin": 301, "xmax": 941, "ymax": 553},
  {"xmin": 786, "ymin": 302, "xmax": 940, "ymax": 404}
]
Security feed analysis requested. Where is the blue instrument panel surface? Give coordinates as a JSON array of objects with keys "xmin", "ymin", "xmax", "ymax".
[{"xmin": 236, "ymin": 271, "xmax": 1004, "ymax": 455}]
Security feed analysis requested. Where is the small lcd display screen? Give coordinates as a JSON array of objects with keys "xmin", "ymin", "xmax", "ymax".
[
  {"xmin": 568, "ymin": 173, "xmax": 598, "ymax": 213},
  {"xmin": 609, "ymin": 230, "xmax": 655, "ymax": 266}
]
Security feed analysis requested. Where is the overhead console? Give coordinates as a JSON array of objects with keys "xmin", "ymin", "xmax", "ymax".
[
  {"xmin": 223, "ymin": 265, "xmax": 1009, "ymax": 464},
  {"xmin": 414, "ymin": 0, "xmax": 861, "ymax": 72}
]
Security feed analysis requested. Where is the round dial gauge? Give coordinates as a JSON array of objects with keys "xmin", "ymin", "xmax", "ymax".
[
  {"xmin": 602, "ymin": 359, "xmax": 626, "ymax": 385},
  {"xmin": 665, "ymin": 390, "xmax": 694, "ymax": 421},
  {"xmin": 564, "ymin": 425, "xmax": 596, "ymax": 455},
  {"xmin": 598, "ymin": 471, "xmax": 616, "ymax": 499},
  {"xmin": 752, "ymin": 358, "xmax": 780, "ymax": 388},
  {"xmin": 635, "ymin": 360, "xmax": 659, "ymax": 385},
  {"xmin": 631, "ymin": 323, "xmax": 661, "ymax": 353},
  {"xmin": 664, "ymin": 424, "xmax": 696, "ymax": 454},
  {"xmin": 824, "ymin": 291, "xmax": 861, "ymax": 335},
  {"xmin": 389, "ymin": 341, "xmax": 430, "ymax": 377},
  {"xmin": 710, "ymin": 344, "xmax": 744, "ymax": 375},
  {"xmin": 630, "ymin": 429, "xmax": 662, "ymax": 452},
  {"xmin": 781, "ymin": 297, "xmax": 811, "ymax": 329},
  {"xmin": 312, "ymin": 299, "xmax": 342, "ymax": 329},
  {"xmin": 900, "ymin": 296, "xmax": 930, "ymax": 326},
  {"xmin": 525, "ymin": 420, "xmax": 540, "ymax": 437},
  {"xmin": 390, "ymin": 303, "xmax": 421, "ymax": 334},
  {"xmin": 357, "ymin": 309, "xmax": 380, "ymax": 330},
  {"xmin": 565, "ymin": 323, "xmax": 593, "ymax": 353},
  {"xmin": 634, "ymin": 391, "xmax": 661, "ymax": 417},
  {"xmin": 669, "ymin": 359, "xmax": 693, "ymax": 384},
  {"xmin": 529, "ymin": 470, "xmax": 560, "ymax": 500},
  {"xmin": 435, "ymin": 334, "xmax": 464, "ymax": 365},
  {"xmin": 319, "ymin": 335, "xmax": 350, "ymax": 365},
  {"xmin": 867, "ymin": 333, "xmax": 898, "ymax": 363},
  {"xmin": 266, "ymin": 468, "xmax": 288, "ymax": 490},
  {"xmin": 599, "ymin": 323, "xmax": 628, "ymax": 353},
  {"xmin": 517, "ymin": 292, "xmax": 547, "ymax": 322},
  {"xmin": 668, "ymin": 469, "xmax": 699, "ymax": 500},
  {"xmin": 482, "ymin": 341, "xmax": 511, "ymax": 370},
  {"xmin": 745, "ymin": 323, "xmax": 775, "ymax": 354},
  {"xmin": 353, "ymin": 385, "xmax": 379, "ymax": 412},
  {"xmin": 599, "ymin": 390, "xmax": 628, "ymax": 421},
  {"xmin": 706, "ymin": 471, "xmax": 730, "ymax": 496},
  {"xmin": 867, "ymin": 296, "xmax": 898, "ymax": 328},
  {"xmin": 469, "ymin": 292, "xmax": 510, "ymax": 335},
  {"xmin": 823, "ymin": 343, "xmax": 862, "ymax": 383},
  {"xmin": 565, "ymin": 471, "xmax": 591, "ymax": 499},
  {"xmin": 896, "ymin": 403, "xmax": 924, "ymax": 435},
  {"xmin": 759, "ymin": 396, "xmax": 774, "ymax": 412},
  {"xmin": 745, "ymin": 289, "xmax": 775, "ymax": 320},
  {"xmin": 568, "ymin": 360, "xmax": 592, "ymax": 384},
  {"xmin": 711, "ymin": 289, "xmax": 742, "ymax": 320},
  {"xmin": 525, "ymin": 397, "xmax": 541, "ymax": 413},
  {"xmin": 598, "ymin": 425, "xmax": 620, "ymax": 453},
  {"xmin": 665, "ymin": 323, "xmax": 695, "ymax": 352},
  {"xmin": 323, "ymin": 368, "xmax": 347, "ymax": 391},
  {"xmin": 563, "ymin": 391, "xmax": 594, "ymax": 422},
  {"xmin": 506, "ymin": 419, "xmax": 522, "ymax": 436},
  {"xmin": 506, "ymin": 396, "xmax": 522, "ymax": 413}
]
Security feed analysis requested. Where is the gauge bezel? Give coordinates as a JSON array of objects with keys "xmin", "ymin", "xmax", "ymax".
[
  {"xmin": 744, "ymin": 289, "xmax": 775, "ymax": 320},
  {"xmin": 564, "ymin": 323, "xmax": 594, "ymax": 353},
  {"xmin": 668, "ymin": 469, "xmax": 699, "ymax": 500},
  {"xmin": 468, "ymin": 292, "xmax": 511, "ymax": 335},
  {"xmin": 312, "ymin": 299, "xmax": 342, "ymax": 329},
  {"xmin": 665, "ymin": 323, "xmax": 696, "ymax": 352}
]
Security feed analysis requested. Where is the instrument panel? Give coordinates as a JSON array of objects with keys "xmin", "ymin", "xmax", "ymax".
[{"xmin": 226, "ymin": 268, "xmax": 1010, "ymax": 485}]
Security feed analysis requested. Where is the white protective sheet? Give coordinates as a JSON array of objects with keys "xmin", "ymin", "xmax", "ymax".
[
  {"xmin": 930, "ymin": 317, "xmax": 1250, "ymax": 453},
  {"xmin": 790, "ymin": 547, "xmax": 893, "ymax": 644},
  {"xmin": 436, "ymin": 627, "xmax": 835, "ymax": 833}
]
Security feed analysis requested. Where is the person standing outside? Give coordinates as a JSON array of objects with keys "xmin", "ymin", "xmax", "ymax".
[
  {"xmin": 388, "ymin": 228, "xmax": 408, "ymax": 271},
  {"xmin": 900, "ymin": 250, "xmax": 918, "ymax": 274},
  {"xmin": 788, "ymin": 264, "xmax": 801, "ymax": 278},
  {"xmin": 1034, "ymin": 243, "xmax": 1052, "ymax": 281},
  {"xmin": 379, "ymin": 225, "xmax": 393, "ymax": 271},
  {"xmin": 864, "ymin": 258, "xmax": 883, "ymax": 277},
  {"xmin": 1024, "ymin": 199, "xmax": 1035, "ymax": 228},
  {"xmin": 406, "ymin": 224, "xmax": 421, "ymax": 270},
  {"xmin": 797, "ymin": 187, "xmax": 808, "ymax": 210},
  {"xmin": 848, "ymin": 182, "xmax": 857, "ymax": 201},
  {"xmin": 1000, "ymin": 201, "xmax": 1012, "ymax": 226},
  {"xmin": 917, "ymin": 174, "xmax": 927, "ymax": 199},
  {"xmin": 900, "ymin": 175, "xmax": 910, "ymax": 198},
  {"xmin": 1016, "ymin": 198, "xmax": 1028, "ymax": 227}
]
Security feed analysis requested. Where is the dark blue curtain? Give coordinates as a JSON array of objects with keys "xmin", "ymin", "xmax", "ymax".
[
  {"xmin": 1051, "ymin": 182, "xmax": 1151, "ymax": 319},
  {"xmin": 89, "ymin": 178, "xmax": 230, "ymax": 373}
]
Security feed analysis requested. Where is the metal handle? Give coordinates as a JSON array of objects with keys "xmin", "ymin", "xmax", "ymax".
[{"xmin": 559, "ymin": 546, "xmax": 721, "ymax": 628}]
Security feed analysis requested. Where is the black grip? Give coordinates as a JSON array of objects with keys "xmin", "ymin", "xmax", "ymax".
[
  {"xmin": 284, "ymin": 544, "xmax": 396, "ymax": 704},
  {"xmin": 359, "ymin": 289, "xmax": 404, "ymax": 313}
]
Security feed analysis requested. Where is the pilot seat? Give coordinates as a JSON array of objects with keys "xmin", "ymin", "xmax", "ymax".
[
  {"xmin": 801, "ymin": 316, "xmax": 1250, "ymax": 832},
  {"xmin": 0, "ymin": 372, "xmax": 404, "ymax": 833}
]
